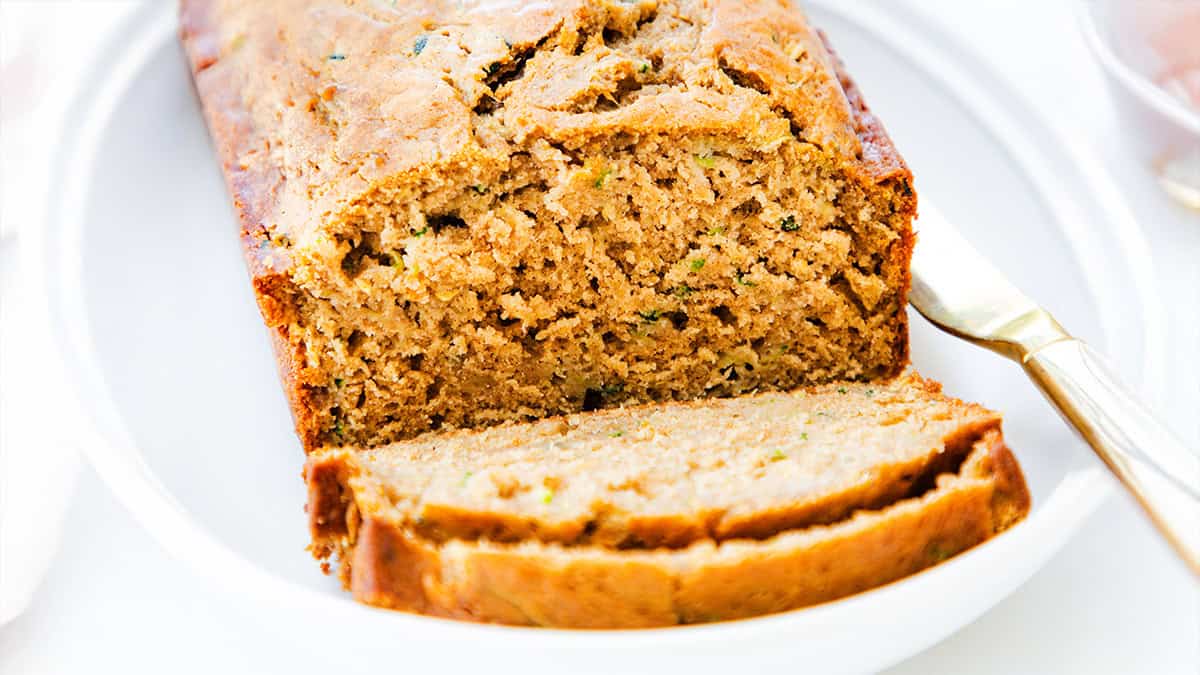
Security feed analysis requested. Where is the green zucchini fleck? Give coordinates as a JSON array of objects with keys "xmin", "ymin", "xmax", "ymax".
[
  {"xmin": 927, "ymin": 542, "xmax": 955, "ymax": 562},
  {"xmin": 600, "ymin": 382, "xmax": 623, "ymax": 396}
]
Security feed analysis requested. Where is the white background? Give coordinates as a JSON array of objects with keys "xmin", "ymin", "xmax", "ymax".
[{"xmin": 1, "ymin": 1, "xmax": 1197, "ymax": 673}]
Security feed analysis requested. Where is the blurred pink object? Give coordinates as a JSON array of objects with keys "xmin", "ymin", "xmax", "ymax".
[
  {"xmin": 1130, "ymin": 1, "xmax": 1200, "ymax": 110},
  {"xmin": 1081, "ymin": 0, "xmax": 1200, "ymax": 209}
]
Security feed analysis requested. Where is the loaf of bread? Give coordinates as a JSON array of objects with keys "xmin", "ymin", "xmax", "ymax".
[
  {"xmin": 307, "ymin": 375, "xmax": 1029, "ymax": 627},
  {"xmin": 181, "ymin": 0, "xmax": 1029, "ymax": 629},
  {"xmin": 180, "ymin": 0, "xmax": 917, "ymax": 452}
]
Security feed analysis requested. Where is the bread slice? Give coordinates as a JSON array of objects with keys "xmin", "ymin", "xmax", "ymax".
[
  {"xmin": 180, "ymin": 0, "xmax": 917, "ymax": 452},
  {"xmin": 306, "ymin": 375, "xmax": 1029, "ymax": 627},
  {"xmin": 309, "ymin": 373, "xmax": 1005, "ymax": 548}
]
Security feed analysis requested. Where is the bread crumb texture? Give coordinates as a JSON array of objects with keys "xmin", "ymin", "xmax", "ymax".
[
  {"xmin": 319, "ymin": 374, "xmax": 999, "ymax": 548},
  {"xmin": 182, "ymin": 0, "xmax": 916, "ymax": 452}
]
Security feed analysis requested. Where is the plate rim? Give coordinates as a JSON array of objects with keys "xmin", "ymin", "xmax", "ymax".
[{"xmin": 33, "ymin": 0, "xmax": 1155, "ymax": 658}]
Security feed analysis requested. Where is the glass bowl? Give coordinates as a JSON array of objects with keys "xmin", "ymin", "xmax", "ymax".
[{"xmin": 1079, "ymin": 0, "xmax": 1200, "ymax": 209}]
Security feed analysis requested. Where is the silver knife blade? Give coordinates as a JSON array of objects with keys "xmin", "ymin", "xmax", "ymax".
[{"xmin": 909, "ymin": 201, "xmax": 1068, "ymax": 358}]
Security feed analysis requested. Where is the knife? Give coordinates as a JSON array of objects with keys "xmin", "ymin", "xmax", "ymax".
[{"xmin": 909, "ymin": 202, "xmax": 1200, "ymax": 575}]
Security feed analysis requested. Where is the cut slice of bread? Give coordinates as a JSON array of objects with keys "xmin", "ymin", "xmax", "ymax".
[
  {"xmin": 306, "ymin": 374, "xmax": 1029, "ymax": 627},
  {"xmin": 310, "ymin": 374, "xmax": 1002, "ymax": 549}
]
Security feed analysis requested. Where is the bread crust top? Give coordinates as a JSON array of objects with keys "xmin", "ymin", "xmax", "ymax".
[{"xmin": 181, "ymin": 0, "xmax": 911, "ymax": 250}]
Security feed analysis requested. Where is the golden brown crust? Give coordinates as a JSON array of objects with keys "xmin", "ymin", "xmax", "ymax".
[
  {"xmin": 978, "ymin": 430, "xmax": 1032, "ymax": 531},
  {"xmin": 305, "ymin": 454, "xmax": 351, "ymax": 544},
  {"xmin": 350, "ymin": 517, "xmax": 447, "ymax": 615},
  {"xmin": 312, "ymin": 432, "xmax": 1025, "ymax": 628},
  {"xmin": 181, "ymin": 0, "xmax": 326, "ymax": 449}
]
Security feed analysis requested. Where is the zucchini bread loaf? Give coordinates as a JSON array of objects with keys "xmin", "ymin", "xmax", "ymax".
[
  {"xmin": 181, "ymin": 0, "xmax": 917, "ymax": 452},
  {"xmin": 307, "ymin": 375, "xmax": 1029, "ymax": 627}
]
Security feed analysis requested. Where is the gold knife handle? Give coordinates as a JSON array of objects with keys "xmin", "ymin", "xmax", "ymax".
[{"xmin": 1023, "ymin": 339, "xmax": 1200, "ymax": 575}]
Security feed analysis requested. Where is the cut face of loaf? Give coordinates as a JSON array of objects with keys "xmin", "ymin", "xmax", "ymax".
[
  {"xmin": 306, "ymin": 375, "xmax": 1030, "ymax": 627},
  {"xmin": 181, "ymin": 0, "xmax": 917, "ymax": 452}
]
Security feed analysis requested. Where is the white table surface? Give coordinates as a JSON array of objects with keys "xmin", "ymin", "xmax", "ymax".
[{"xmin": 1, "ymin": 1, "xmax": 1197, "ymax": 673}]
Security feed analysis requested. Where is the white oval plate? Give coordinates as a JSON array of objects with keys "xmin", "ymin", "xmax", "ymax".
[{"xmin": 37, "ymin": 1, "xmax": 1162, "ymax": 673}]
